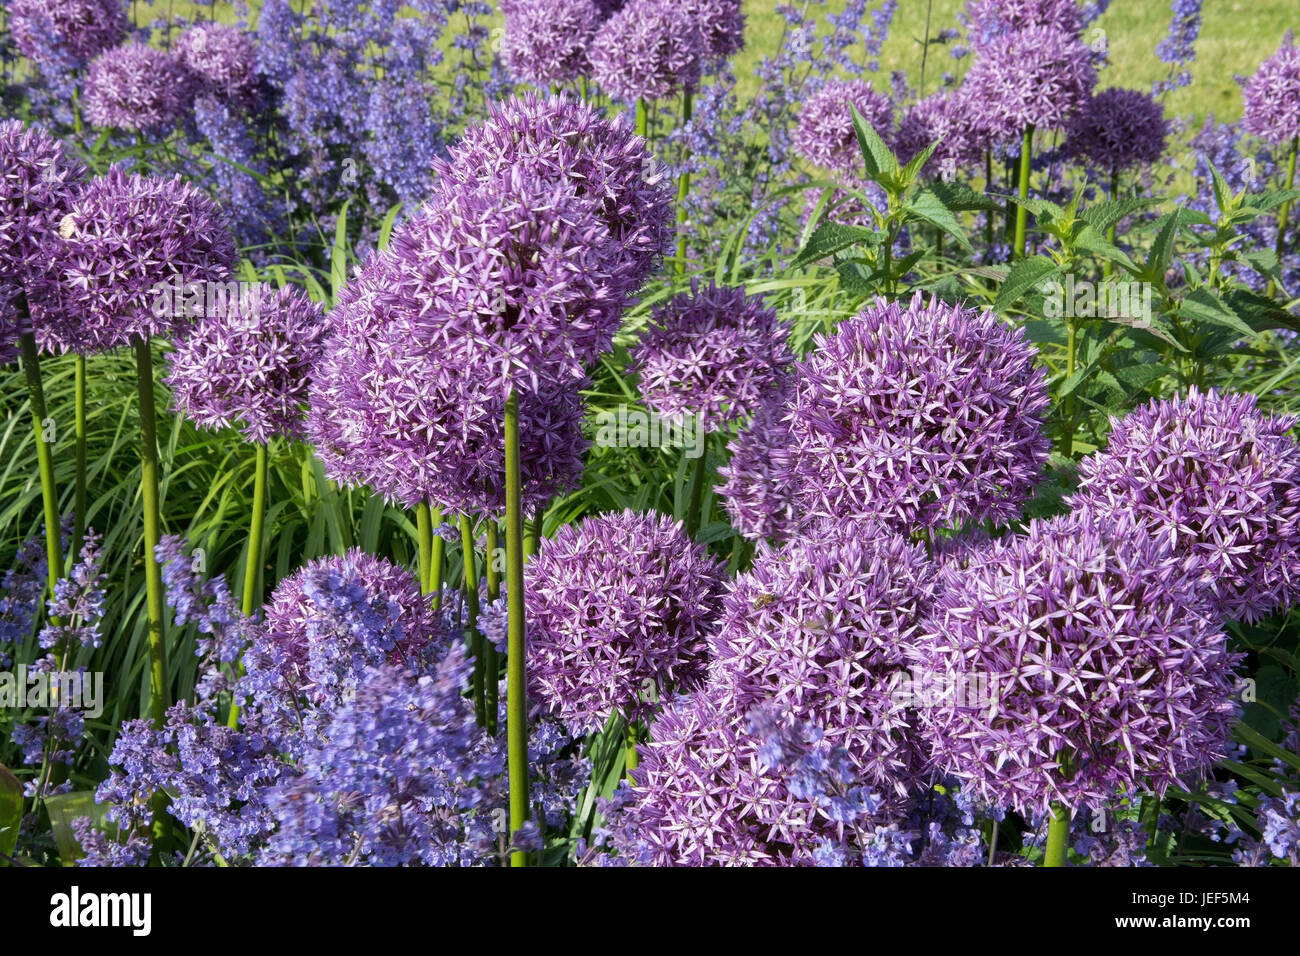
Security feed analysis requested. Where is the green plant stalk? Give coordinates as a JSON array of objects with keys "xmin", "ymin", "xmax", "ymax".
[
  {"xmin": 18, "ymin": 327, "xmax": 63, "ymax": 612},
  {"xmin": 417, "ymin": 502, "xmax": 434, "ymax": 595},
  {"xmin": 1044, "ymin": 802, "xmax": 1070, "ymax": 867},
  {"xmin": 226, "ymin": 442, "xmax": 268, "ymax": 730},
  {"xmin": 1104, "ymin": 166, "xmax": 1119, "ymax": 281},
  {"xmin": 675, "ymin": 87, "xmax": 694, "ymax": 276},
  {"xmin": 524, "ymin": 516, "xmax": 540, "ymax": 559},
  {"xmin": 684, "ymin": 443, "xmax": 709, "ymax": 537},
  {"xmin": 461, "ymin": 513, "xmax": 485, "ymax": 726},
  {"xmin": 1267, "ymin": 136, "xmax": 1299, "ymax": 300},
  {"xmin": 625, "ymin": 719, "xmax": 639, "ymax": 776},
  {"xmin": 72, "ymin": 353, "xmax": 87, "ymax": 567},
  {"xmin": 485, "ymin": 520, "xmax": 501, "ymax": 736},
  {"xmin": 985, "ymin": 150, "xmax": 995, "ymax": 251},
  {"xmin": 504, "ymin": 391, "xmax": 530, "ymax": 867},
  {"xmin": 1014, "ymin": 124, "xmax": 1035, "ymax": 260},
  {"xmin": 134, "ymin": 339, "xmax": 169, "ymax": 728},
  {"xmin": 1063, "ymin": 318, "xmax": 1078, "ymax": 457},
  {"xmin": 635, "ymin": 98, "xmax": 647, "ymax": 141}
]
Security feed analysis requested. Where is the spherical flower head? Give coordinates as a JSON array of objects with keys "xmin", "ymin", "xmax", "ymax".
[
  {"xmin": 500, "ymin": 0, "xmax": 601, "ymax": 87},
  {"xmin": 0, "ymin": 120, "xmax": 85, "ymax": 293},
  {"xmin": 165, "ymin": 284, "xmax": 329, "ymax": 444},
  {"xmin": 440, "ymin": 92, "xmax": 672, "ymax": 295},
  {"xmin": 893, "ymin": 91, "xmax": 985, "ymax": 177},
  {"xmin": 710, "ymin": 517, "xmax": 937, "ymax": 798},
  {"xmin": 961, "ymin": 26, "xmax": 1097, "ymax": 136},
  {"xmin": 259, "ymin": 550, "xmax": 442, "ymax": 702},
  {"xmin": 681, "ymin": 0, "xmax": 746, "ymax": 61},
  {"xmin": 1242, "ymin": 40, "xmax": 1300, "ymax": 146},
  {"xmin": 1069, "ymin": 387, "xmax": 1300, "ymax": 622},
  {"xmin": 1066, "ymin": 87, "xmax": 1169, "ymax": 171},
  {"xmin": 716, "ymin": 386, "xmax": 801, "ymax": 541},
  {"xmin": 721, "ymin": 292, "xmax": 1049, "ymax": 541},
  {"xmin": 35, "ymin": 168, "xmax": 237, "ymax": 354},
  {"xmin": 7, "ymin": 0, "xmax": 128, "ymax": 68},
  {"xmin": 83, "ymin": 43, "xmax": 196, "ymax": 132},
  {"xmin": 913, "ymin": 514, "xmax": 1243, "ymax": 817},
  {"xmin": 963, "ymin": 0, "xmax": 1084, "ymax": 49},
  {"xmin": 794, "ymin": 80, "xmax": 895, "ymax": 180},
  {"xmin": 0, "ymin": 293, "xmax": 20, "ymax": 367},
  {"xmin": 525, "ymin": 510, "xmax": 727, "ymax": 733},
  {"xmin": 630, "ymin": 280, "xmax": 794, "ymax": 430},
  {"xmin": 174, "ymin": 22, "xmax": 260, "ymax": 103},
  {"xmin": 589, "ymin": 0, "xmax": 705, "ymax": 103}
]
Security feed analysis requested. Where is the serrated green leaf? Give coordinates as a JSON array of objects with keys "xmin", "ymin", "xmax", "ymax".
[
  {"xmin": 1071, "ymin": 224, "xmax": 1137, "ymax": 271},
  {"xmin": 1209, "ymin": 162, "xmax": 1234, "ymax": 216},
  {"xmin": 1145, "ymin": 208, "xmax": 1184, "ymax": 280},
  {"xmin": 993, "ymin": 255, "xmax": 1060, "ymax": 313},
  {"xmin": 1079, "ymin": 195, "xmax": 1163, "ymax": 233},
  {"xmin": 1245, "ymin": 188, "xmax": 1300, "ymax": 212},
  {"xmin": 1179, "ymin": 287, "xmax": 1256, "ymax": 338},
  {"xmin": 904, "ymin": 187, "xmax": 974, "ymax": 253},
  {"xmin": 790, "ymin": 222, "xmax": 883, "ymax": 269},
  {"xmin": 899, "ymin": 139, "xmax": 939, "ymax": 187},
  {"xmin": 851, "ymin": 103, "xmax": 898, "ymax": 181},
  {"xmin": 928, "ymin": 180, "xmax": 1002, "ymax": 212}
]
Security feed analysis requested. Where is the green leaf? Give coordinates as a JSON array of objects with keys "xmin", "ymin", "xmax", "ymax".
[
  {"xmin": 377, "ymin": 201, "xmax": 404, "ymax": 251},
  {"xmin": 1233, "ymin": 721, "xmax": 1300, "ymax": 774},
  {"xmin": 1208, "ymin": 161, "xmax": 1235, "ymax": 216},
  {"xmin": 928, "ymin": 180, "xmax": 1002, "ymax": 212},
  {"xmin": 899, "ymin": 139, "xmax": 939, "ymax": 187},
  {"xmin": 1071, "ymin": 224, "xmax": 1137, "ymax": 271},
  {"xmin": 330, "ymin": 198, "xmax": 352, "ymax": 304},
  {"xmin": 1222, "ymin": 288, "xmax": 1300, "ymax": 333},
  {"xmin": 0, "ymin": 765, "xmax": 21, "ymax": 864},
  {"xmin": 1144, "ymin": 208, "xmax": 1184, "ymax": 280},
  {"xmin": 904, "ymin": 187, "xmax": 974, "ymax": 253},
  {"xmin": 851, "ymin": 103, "xmax": 898, "ymax": 181},
  {"xmin": 993, "ymin": 255, "xmax": 1060, "ymax": 314},
  {"xmin": 790, "ymin": 222, "xmax": 883, "ymax": 270},
  {"xmin": 1179, "ymin": 287, "xmax": 1256, "ymax": 338},
  {"xmin": 1079, "ymin": 195, "xmax": 1163, "ymax": 233},
  {"xmin": 1245, "ymin": 188, "xmax": 1300, "ymax": 212}
]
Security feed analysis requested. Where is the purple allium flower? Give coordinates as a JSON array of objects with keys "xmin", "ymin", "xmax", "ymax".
[
  {"xmin": 0, "ymin": 293, "xmax": 19, "ymax": 367},
  {"xmin": 963, "ymin": 0, "xmax": 1084, "ymax": 49},
  {"xmin": 794, "ymin": 79, "xmax": 895, "ymax": 180},
  {"xmin": 165, "ymin": 284, "xmax": 329, "ymax": 444},
  {"xmin": 257, "ymin": 549, "xmax": 442, "ymax": 703},
  {"xmin": 589, "ymin": 0, "xmax": 704, "ymax": 103},
  {"xmin": 499, "ymin": 0, "xmax": 601, "ymax": 87},
  {"xmin": 83, "ymin": 43, "xmax": 196, "ymax": 132},
  {"xmin": 439, "ymin": 92, "xmax": 672, "ymax": 295},
  {"xmin": 33, "ymin": 168, "xmax": 237, "ymax": 354},
  {"xmin": 961, "ymin": 26, "xmax": 1097, "ymax": 137},
  {"xmin": 174, "ymin": 22, "xmax": 260, "ymax": 103},
  {"xmin": 525, "ymin": 510, "xmax": 727, "ymax": 733},
  {"xmin": 913, "ymin": 513, "xmax": 1243, "ymax": 817},
  {"xmin": 1066, "ymin": 87, "xmax": 1169, "ymax": 171},
  {"xmin": 1242, "ymin": 40, "xmax": 1300, "ymax": 147},
  {"xmin": 0, "ymin": 120, "xmax": 85, "ymax": 295},
  {"xmin": 716, "ymin": 389, "xmax": 800, "ymax": 541},
  {"xmin": 1070, "ymin": 388, "xmax": 1300, "ymax": 623},
  {"xmin": 710, "ymin": 517, "xmax": 936, "ymax": 799},
  {"xmin": 6, "ymin": 0, "xmax": 128, "ymax": 68},
  {"xmin": 720, "ymin": 293, "xmax": 1050, "ymax": 540},
  {"xmin": 893, "ymin": 91, "xmax": 985, "ymax": 176},
  {"xmin": 629, "ymin": 280, "xmax": 794, "ymax": 430},
  {"xmin": 681, "ymin": 0, "xmax": 746, "ymax": 61}
]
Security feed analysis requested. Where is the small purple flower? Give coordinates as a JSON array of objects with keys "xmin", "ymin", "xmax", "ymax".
[
  {"xmin": 6, "ymin": 0, "xmax": 128, "ymax": 69},
  {"xmin": 1066, "ymin": 87, "xmax": 1169, "ymax": 171},
  {"xmin": 0, "ymin": 120, "xmax": 85, "ymax": 296},
  {"xmin": 630, "ymin": 280, "xmax": 793, "ymax": 430},
  {"xmin": 83, "ymin": 43, "xmax": 196, "ymax": 132},
  {"xmin": 499, "ymin": 0, "xmax": 602, "ymax": 87},
  {"xmin": 960, "ymin": 26, "xmax": 1097, "ymax": 138},
  {"xmin": 525, "ymin": 510, "xmax": 727, "ymax": 733},
  {"xmin": 174, "ymin": 22, "xmax": 260, "ymax": 103},
  {"xmin": 893, "ymin": 91, "xmax": 985, "ymax": 176},
  {"xmin": 1242, "ymin": 40, "xmax": 1300, "ymax": 147},
  {"xmin": 963, "ymin": 0, "xmax": 1084, "ymax": 49},
  {"xmin": 165, "ymin": 284, "xmax": 329, "ymax": 444},
  {"xmin": 681, "ymin": 0, "xmax": 746, "ymax": 61},
  {"xmin": 794, "ymin": 79, "xmax": 895, "ymax": 180},
  {"xmin": 589, "ymin": 0, "xmax": 704, "ymax": 103}
]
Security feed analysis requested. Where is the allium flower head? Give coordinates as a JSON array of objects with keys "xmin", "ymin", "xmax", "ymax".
[
  {"xmin": 499, "ymin": 0, "xmax": 601, "ymax": 87},
  {"xmin": 1066, "ymin": 87, "xmax": 1168, "ymax": 171},
  {"xmin": 681, "ymin": 0, "xmax": 746, "ymax": 61},
  {"xmin": 165, "ymin": 284, "xmax": 329, "ymax": 444},
  {"xmin": 716, "ymin": 387, "xmax": 801, "ymax": 541},
  {"xmin": 525, "ymin": 510, "xmax": 726, "ymax": 733},
  {"xmin": 35, "ymin": 168, "xmax": 237, "ymax": 354},
  {"xmin": 1070, "ymin": 388, "xmax": 1300, "ymax": 622},
  {"xmin": 1242, "ymin": 40, "xmax": 1300, "ymax": 146},
  {"xmin": 710, "ymin": 517, "xmax": 937, "ymax": 798},
  {"xmin": 630, "ymin": 280, "xmax": 793, "ymax": 430},
  {"xmin": 720, "ymin": 292, "xmax": 1050, "ymax": 540},
  {"xmin": 963, "ymin": 0, "xmax": 1084, "ymax": 49},
  {"xmin": 174, "ymin": 22, "xmax": 260, "ymax": 103},
  {"xmin": 961, "ymin": 26, "xmax": 1097, "ymax": 137},
  {"xmin": 893, "ymin": 91, "xmax": 985, "ymax": 177},
  {"xmin": 913, "ymin": 513, "xmax": 1243, "ymax": 816},
  {"xmin": 794, "ymin": 79, "xmax": 895, "ymax": 180},
  {"xmin": 83, "ymin": 43, "xmax": 196, "ymax": 132},
  {"xmin": 7, "ymin": 0, "xmax": 128, "ymax": 68},
  {"xmin": 0, "ymin": 120, "xmax": 85, "ymax": 292},
  {"xmin": 589, "ymin": 0, "xmax": 704, "ymax": 103}
]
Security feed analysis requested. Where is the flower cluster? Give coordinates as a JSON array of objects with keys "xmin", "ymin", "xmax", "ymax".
[
  {"xmin": 0, "ymin": 120, "xmax": 85, "ymax": 295},
  {"xmin": 1242, "ymin": 40, "xmax": 1300, "ymax": 147},
  {"xmin": 960, "ymin": 25, "xmax": 1097, "ymax": 138},
  {"xmin": 525, "ymin": 510, "xmax": 726, "ymax": 732},
  {"xmin": 83, "ymin": 44, "xmax": 196, "ymax": 132},
  {"xmin": 893, "ymin": 91, "xmax": 985, "ymax": 177},
  {"xmin": 6, "ymin": 0, "xmax": 128, "ymax": 69},
  {"xmin": 1066, "ymin": 87, "xmax": 1169, "ymax": 172},
  {"xmin": 589, "ymin": 0, "xmax": 704, "ymax": 104},
  {"xmin": 174, "ymin": 22, "xmax": 260, "ymax": 104},
  {"xmin": 794, "ymin": 79, "xmax": 894, "ymax": 180},
  {"xmin": 499, "ymin": 0, "xmax": 601, "ymax": 87}
]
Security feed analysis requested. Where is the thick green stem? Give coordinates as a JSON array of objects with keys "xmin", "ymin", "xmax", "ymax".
[
  {"xmin": 504, "ymin": 392, "xmax": 530, "ymax": 867},
  {"xmin": 1014, "ymin": 124, "xmax": 1034, "ymax": 260},
  {"xmin": 1268, "ymin": 136, "xmax": 1299, "ymax": 300},
  {"xmin": 417, "ymin": 502, "xmax": 434, "ymax": 594},
  {"xmin": 625, "ymin": 719, "xmax": 639, "ymax": 777},
  {"xmin": 134, "ymin": 339, "xmax": 169, "ymax": 728},
  {"xmin": 984, "ymin": 150, "xmax": 995, "ymax": 253},
  {"xmin": 684, "ymin": 443, "xmax": 709, "ymax": 537},
  {"xmin": 485, "ymin": 520, "xmax": 500, "ymax": 736},
  {"xmin": 1104, "ymin": 166, "xmax": 1119, "ymax": 281},
  {"xmin": 1044, "ymin": 802, "xmax": 1070, "ymax": 867},
  {"xmin": 461, "ymin": 513, "xmax": 485, "ymax": 727},
  {"xmin": 1063, "ymin": 319, "xmax": 1078, "ymax": 457},
  {"xmin": 19, "ymin": 327, "xmax": 63, "ymax": 610},
  {"xmin": 72, "ymin": 353, "xmax": 87, "ymax": 568},
  {"xmin": 226, "ymin": 442, "xmax": 267, "ymax": 729},
  {"xmin": 675, "ymin": 87, "xmax": 694, "ymax": 276},
  {"xmin": 635, "ymin": 99, "xmax": 647, "ymax": 141}
]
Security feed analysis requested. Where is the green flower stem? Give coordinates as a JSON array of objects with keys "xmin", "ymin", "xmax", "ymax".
[
  {"xmin": 1268, "ymin": 136, "xmax": 1299, "ymax": 300},
  {"xmin": 1044, "ymin": 802, "xmax": 1070, "ymax": 867},
  {"xmin": 18, "ymin": 324, "xmax": 63, "ymax": 614},
  {"xmin": 625, "ymin": 719, "xmax": 639, "ymax": 776},
  {"xmin": 635, "ymin": 98, "xmax": 648, "ymax": 141},
  {"xmin": 226, "ymin": 442, "xmax": 268, "ymax": 729},
  {"xmin": 1063, "ymin": 318, "xmax": 1079, "ymax": 457},
  {"xmin": 1013, "ymin": 124, "xmax": 1035, "ymax": 260},
  {"xmin": 461, "ymin": 513, "xmax": 485, "ymax": 726},
  {"xmin": 675, "ymin": 87, "xmax": 694, "ymax": 276},
  {"xmin": 684, "ymin": 443, "xmax": 709, "ymax": 538},
  {"xmin": 134, "ymin": 339, "xmax": 169, "ymax": 728},
  {"xmin": 504, "ymin": 391, "xmax": 530, "ymax": 867},
  {"xmin": 524, "ymin": 515, "xmax": 540, "ymax": 559},
  {"xmin": 1104, "ymin": 166, "xmax": 1119, "ymax": 281},
  {"xmin": 72, "ymin": 353, "xmax": 87, "ymax": 568},
  {"xmin": 485, "ymin": 520, "xmax": 501, "ymax": 736},
  {"xmin": 984, "ymin": 150, "xmax": 995, "ymax": 252}
]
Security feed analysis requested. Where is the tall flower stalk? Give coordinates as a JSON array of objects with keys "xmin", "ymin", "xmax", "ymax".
[
  {"xmin": 1014, "ymin": 124, "xmax": 1034, "ymax": 259},
  {"xmin": 504, "ymin": 391, "xmax": 529, "ymax": 867},
  {"xmin": 18, "ymin": 317, "xmax": 64, "ymax": 613}
]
